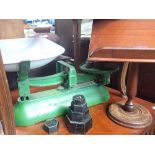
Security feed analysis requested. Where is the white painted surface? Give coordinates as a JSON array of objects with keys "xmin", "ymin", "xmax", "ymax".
[{"xmin": 0, "ymin": 38, "xmax": 65, "ymax": 72}]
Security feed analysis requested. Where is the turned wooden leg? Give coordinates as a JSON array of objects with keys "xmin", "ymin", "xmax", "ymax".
[{"xmin": 124, "ymin": 63, "xmax": 139, "ymax": 112}]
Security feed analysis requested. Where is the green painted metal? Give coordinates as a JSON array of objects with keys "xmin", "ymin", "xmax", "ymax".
[
  {"xmin": 18, "ymin": 61, "xmax": 30, "ymax": 100},
  {"xmin": 14, "ymin": 60, "xmax": 117, "ymax": 126},
  {"xmin": 14, "ymin": 81, "xmax": 109, "ymax": 126},
  {"xmin": 77, "ymin": 73, "xmax": 96, "ymax": 83},
  {"xmin": 56, "ymin": 61, "xmax": 77, "ymax": 88},
  {"xmin": 29, "ymin": 72, "xmax": 64, "ymax": 87}
]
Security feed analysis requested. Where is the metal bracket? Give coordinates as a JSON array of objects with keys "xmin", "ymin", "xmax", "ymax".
[
  {"xmin": 56, "ymin": 61, "xmax": 77, "ymax": 88},
  {"xmin": 18, "ymin": 61, "xmax": 30, "ymax": 100},
  {"xmin": 17, "ymin": 60, "xmax": 78, "ymax": 100}
]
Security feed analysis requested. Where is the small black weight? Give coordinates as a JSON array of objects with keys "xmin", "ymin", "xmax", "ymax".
[
  {"xmin": 65, "ymin": 95, "xmax": 92, "ymax": 134},
  {"xmin": 43, "ymin": 119, "xmax": 59, "ymax": 134}
]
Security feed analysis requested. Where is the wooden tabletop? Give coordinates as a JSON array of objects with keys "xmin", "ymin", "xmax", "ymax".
[
  {"xmin": 11, "ymin": 87, "xmax": 155, "ymax": 135},
  {"xmin": 89, "ymin": 20, "xmax": 155, "ymax": 62}
]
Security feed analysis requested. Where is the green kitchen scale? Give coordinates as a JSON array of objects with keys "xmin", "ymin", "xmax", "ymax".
[
  {"xmin": 14, "ymin": 60, "xmax": 116, "ymax": 126},
  {"xmin": 0, "ymin": 38, "xmax": 117, "ymax": 126}
]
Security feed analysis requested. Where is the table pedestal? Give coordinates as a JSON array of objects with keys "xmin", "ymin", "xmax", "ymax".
[{"xmin": 107, "ymin": 63, "xmax": 153, "ymax": 128}]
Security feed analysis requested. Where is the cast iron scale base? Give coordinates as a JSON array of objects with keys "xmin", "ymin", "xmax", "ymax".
[
  {"xmin": 107, "ymin": 63, "xmax": 152, "ymax": 129},
  {"xmin": 14, "ymin": 60, "xmax": 117, "ymax": 126}
]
